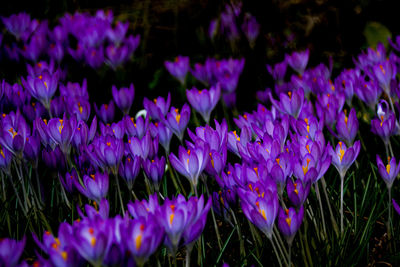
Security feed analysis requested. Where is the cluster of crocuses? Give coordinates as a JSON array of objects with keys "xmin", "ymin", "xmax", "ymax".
[
  {"xmin": 2, "ymin": 7, "xmax": 400, "ymax": 266},
  {"xmin": 208, "ymin": 2, "xmax": 260, "ymax": 47},
  {"xmin": 1, "ymin": 11, "xmax": 140, "ymax": 69},
  {"xmin": 165, "ymin": 56, "xmax": 244, "ymax": 108},
  {"xmin": 0, "ymin": 195, "xmax": 211, "ymax": 267}
]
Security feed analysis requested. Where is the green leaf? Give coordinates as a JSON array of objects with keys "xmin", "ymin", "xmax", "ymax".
[{"xmin": 363, "ymin": 21, "xmax": 392, "ymax": 48}]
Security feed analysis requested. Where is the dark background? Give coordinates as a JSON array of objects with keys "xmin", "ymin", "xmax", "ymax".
[{"xmin": 1, "ymin": 0, "xmax": 399, "ymax": 111}]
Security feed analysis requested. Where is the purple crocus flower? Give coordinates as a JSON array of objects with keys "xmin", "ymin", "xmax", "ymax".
[
  {"xmin": 22, "ymin": 70, "xmax": 59, "ymax": 110},
  {"xmin": 294, "ymin": 116, "xmax": 324, "ymax": 141},
  {"xmin": 72, "ymin": 220, "xmax": 112, "ymax": 266},
  {"xmin": 328, "ymin": 140, "xmax": 360, "ymax": 178},
  {"xmin": 84, "ymin": 46, "xmax": 105, "ymax": 69},
  {"xmin": 143, "ymin": 93, "xmax": 171, "ymax": 121},
  {"xmin": 186, "ymin": 84, "xmax": 221, "ymax": 124},
  {"xmin": 128, "ymin": 193, "xmax": 159, "ymax": 219},
  {"xmin": 59, "ymin": 169, "xmax": 79, "ymax": 193},
  {"xmin": 72, "ymin": 117, "xmax": 97, "ymax": 149},
  {"xmin": 238, "ymin": 181, "xmax": 279, "ymax": 238},
  {"xmin": 269, "ymin": 88, "xmax": 304, "ymax": 119},
  {"xmin": 23, "ymin": 101, "xmax": 47, "ymax": 122},
  {"xmin": 125, "ymin": 115, "xmax": 149, "ymax": 139},
  {"xmin": 74, "ymin": 171, "xmax": 109, "ymax": 202},
  {"xmin": 47, "ymin": 114, "xmax": 77, "ymax": 155},
  {"xmin": 78, "ymin": 198, "xmax": 110, "ymax": 221},
  {"xmin": 336, "ymin": 108, "xmax": 358, "ymax": 145},
  {"xmin": 267, "ymin": 61, "xmax": 287, "ymax": 84},
  {"xmin": 371, "ymin": 100, "xmax": 397, "ymax": 145},
  {"xmin": 59, "ymin": 79, "xmax": 89, "ymax": 100},
  {"xmin": 112, "ymin": 83, "xmax": 135, "ymax": 115},
  {"xmin": 48, "ymin": 42, "xmax": 65, "ymax": 64},
  {"xmin": 213, "ymin": 58, "xmax": 245, "ymax": 93},
  {"xmin": 190, "ymin": 61, "xmax": 213, "ymax": 86},
  {"xmin": 66, "ymin": 97, "xmax": 91, "ymax": 122},
  {"xmin": 105, "ymin": 44, "xmax": 130, "ymax": 70},
  {"xmin": 315, "ymin": 92, "xmax": 345, "ymax": 129},
  {"xmin": 287, "ymin": 179, "xmax": 310, "ymax": 207},
  {"xmin": 183, "ymin": 196, "xmax": 212, "ymax": 246},
  {"xmin": 169, "ymin": 143, "xmax": 209, "ymax": 189},
  {"xmin": 124, "ymin": 215, "xmax": 164, "ymax": 266},
  {"xmin": 164, "ymin": 104, "xmax": 191, "ymax": 141},
  {"xmin": 94, "ymin": 100, "xmax": 115, "ymax": 124},
  {"xmin": 354, "ymin": 80, "xmax": 382, "ymax": 110},
  {"xmin": 157, "ymin": 195, "xmax": 209, "ymax": 253},
  {"xmin": 143, "ymin": 156, "xmax": 166, "ymax": 191},
  {"xmin": 241, "ymin": 13, "xmax": 260, "ymax": 47},
  {"xmin": 372, "ymin": 59, "xmax": 396, "ymax": 93},
  {"xmin": 0, "ymin": 144, "xmax": 13, "ymax": 174},
  {"xmin": 107, "ymin": 21, "xmax": 129, "ymax": 45},
  {"xmin": 33, "ymin": 220, "xmax": 82, "ymax": 267},
  {"xmin": 285, "ymin": 49, "xmax": 309, "ymax": 75},
  {"xmin": 119, "ymin": 155, "xmax": 141, "ymax": 190},
  {"xmin": 128, "ymin": 131, "xmax": 158, "ymax": 160},
  {"xmin": 0, "ymin": 237, "xmax": 26, "ymax": 267},
  {"xmin": 270, "ymin": 152, "xmax": 293, "ymax": 195},
  {"xmin": 87, "ymin": 135, "xmax": 124, "ymax": 174},
  {"xmin": 2, "ymin": 12, "xmax": 38, "ymax": 41},
  {"xmin": 3, "ymin": 81, "xmax": 30, "ymax": 109},
  {"xmin": 227, "ymin": 126, "xmax": 252, "ymax": 158},
  {"xmin": 278, "ymin": 206, "xmax": 304, "ymax": 245},
  {"xmin": 376, "ymin": 155, "xmax": 400, "ymax": 189},
  {"xmin": 42, "ymin": 145, "xmax": 66, "ymax": 171},
  {"xmin": 27, "ymin": 60, "xmax": 56, "ymax": 77},
  {"xmin": 149, "ymin": 121, "xmax": 173, "ymax": 153},
  {"xmin": 165, "ymin": 56, "xmax": 190, "ymax": 84},
  {"xmin": 0, "ymin": 111, "xmax": 30, "ymax": 156},
  {"xmin": 23, "ymin": 131, "xmax": 41, "ymax": 166}
]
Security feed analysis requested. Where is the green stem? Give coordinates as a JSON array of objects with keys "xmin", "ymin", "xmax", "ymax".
[
  {"xmin": 272, "ymin": 230, "xmax": 288, "ymax": 266},
  {"xmin": 321, "ymin": 177, "xmax": 340, "ymax": 237},
  {"xmin": 340, "ymin": 173, "xmax": 345, "ymax": 235},
  {"xmin": 15, "ymin": 161, "xmax": 31, "ymax": 210},
  {"xmin": 270, "ymin": 237, "xmax": 283, "ymax": 267},
  {"xmin": 229, "ymin": 208, "xmax": 246, "ymax": 258},
  {"xmin": 315, "ymin": 182, "xmax": 327, "ymax": 240},
  {"xmin": 7, "ymin": 173, "xmax": 27, "ymax": 216},
  {"xmin": 114, "ymin": 172, "xmax": 126, "ymax": 214},
  {"xmin": 388, "ymin": 186, "xmax": 392, "ymax": 238},
  {"xmin": 203, "ymin": 181, "xmax": 222, "ymax": 250}
]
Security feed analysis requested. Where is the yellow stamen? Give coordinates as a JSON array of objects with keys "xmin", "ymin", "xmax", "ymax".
[
  {"xmin": 90, "ymin": 237, "xmax": 96, "ymax": 247},
  {"xmin": 61, "ymin": 251, "xmax": 68, "ymax": 261},
  {"xmin": 58, "ymin": 119, "xmax": 64, "ymax": 134},
  {"xmin": 380, "ymin": 64, "xmax": 386, "ymax": 75},
  {"xmin": 233, "ymin": 131, "xmax": 240, "ymax": 141},
  {"xmin": 286, "ymin": 217, "xmax": 292, "ymax": 226},
  {"xmin": 302, "ymin": 158, "xmax": 311, "ymax": 175},
  {"xmin": 386, "ymin": 157, "xmax": 391, "ymax": 174},
  {"xmin": 169, "ymin": 213, "xmax": 175, "ymax": 225},
  {"xmin": 338, "ymin": 142, "xmax": 345, "ymax": 161},
  {"xmin": 254, "ymin": 167, "xmax": 259, "ymax": 177},
  {"xmin": 135, "ymin": 234, "xmax": 142, "ymax": 250}
]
